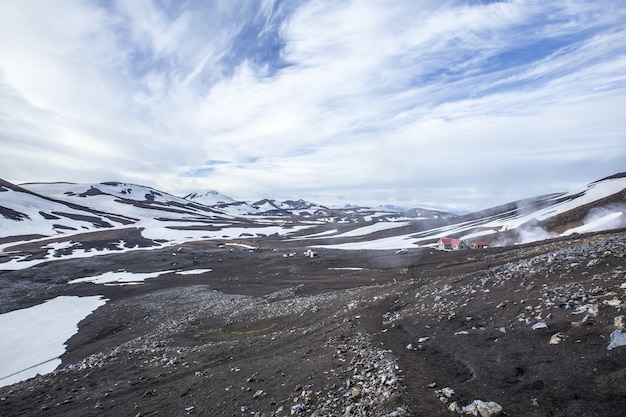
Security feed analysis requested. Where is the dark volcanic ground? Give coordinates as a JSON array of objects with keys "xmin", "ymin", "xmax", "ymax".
[{"xmin": 1, "ymin": 229, "xmax": 626, "ymax": 416}]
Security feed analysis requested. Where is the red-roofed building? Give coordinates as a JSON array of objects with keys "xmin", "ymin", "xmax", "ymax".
[
  {"xmin": 437, "ymin": 237, "xmax": 467, "ymax": 251},
  {"xmin": 471, "ymin": 240, "xmax": 489, "ymax": 249}
]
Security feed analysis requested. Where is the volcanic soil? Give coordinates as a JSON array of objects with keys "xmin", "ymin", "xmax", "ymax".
[{"xmin": 1, "ymin": 229, "xmax": 626, "ymax": 416}]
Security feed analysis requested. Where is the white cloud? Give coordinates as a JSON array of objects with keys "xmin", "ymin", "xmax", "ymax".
[{"xmin": 0, "ymin": 0, "xmax": 625, "ymax": 210}]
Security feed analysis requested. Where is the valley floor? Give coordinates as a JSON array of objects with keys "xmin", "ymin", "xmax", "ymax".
[{"xmin": 1, "ymin": 230, "xmax": 626, "ymax": 416}]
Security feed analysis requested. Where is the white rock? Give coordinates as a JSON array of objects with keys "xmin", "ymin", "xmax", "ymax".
[
  {"xmin": 532, "ymin": 322, "xmax": 548, "ymax": 330},
  {"xmin": 441, "ymin": 387, "xmax": 455, "ymax": 398},
  {"xmin": 448, "ymin": 401, "xmax": 460, "ymax": 412},
  {"xmin": 461, "ymin": 399, "xmax": 503, "ymax": 416},
  {"xmin": 603, "ymin": 298, "xmax": 622, "ymax": 307},
  {"xmin": 607, "ymin": 330, "xmax": 626, "ymax": 351},
  {"xmin": 549, "ymin": 332, "xmax": 567, "ymax": 345}
]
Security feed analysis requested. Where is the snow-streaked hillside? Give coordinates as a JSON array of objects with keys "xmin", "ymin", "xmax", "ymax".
[
  {"xmin": 1, "ymin": 174, "xmax": 625, "ymax": 256},
  {"xmin": 24, "ymin": 181, "xmax": 189, "ymax": 205},
  {"xmin": 0, "ymin": 180, "xmax": 259, "ymax": 242},
  {"xmin": 303, "ymin": 175, "xmax": 626, "ymax": 250},
  {"xmin": 252, "ymin": 198, "xmax": 330, "ymax": 215}
]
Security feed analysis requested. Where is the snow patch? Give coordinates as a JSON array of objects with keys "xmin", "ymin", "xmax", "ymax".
[
  {"xmin": 175, "ymin": 269, "xmax": 213, "ymax": 275},
  {"xmin": 0, "ymin": 295, "xmax": 108, "ymax": 387},
  {"xmin": 68, "ymin": 270, "xmax": 172, "ymax": 285}
]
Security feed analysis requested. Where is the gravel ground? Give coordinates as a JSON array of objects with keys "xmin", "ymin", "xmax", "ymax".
[{"xmin": 1, "ymin": 229, "xmax": 626, "ymax": 416}]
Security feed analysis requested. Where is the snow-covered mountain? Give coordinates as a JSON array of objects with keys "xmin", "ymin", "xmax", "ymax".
[
  {"xmin": 183, "ymin": 190, "xmax": 234, "ymax": 205},
  {"xmin": 402, "ymin": 206, "xmax": 458, "ymax": 220},
  {"xmin": 252, "ymin": 198, "xmax": 330, "ymax": 215},
  {"xmin": 184, "ymin": 190, "xmax": 259, "ymax": 216},
  {"xmin": 0, "ymin": 180, "xmax": 248, "ymax": 240},
  {"xmin": 292, "ymin": 173, "xmax": 626, "ymax": 250},
  {"xmin": 1, "ymin": 174, "xmax": 625, "ymax": 254}
]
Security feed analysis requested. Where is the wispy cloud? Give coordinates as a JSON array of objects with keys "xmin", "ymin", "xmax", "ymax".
[{"xmin": 1, "ymin": 0, "xmax": 625, "ymax": 210}]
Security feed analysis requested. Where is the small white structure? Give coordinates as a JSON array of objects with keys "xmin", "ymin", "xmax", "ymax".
[{"xmin": 304, "ymin": 249, "xmax": 318, "ymax": 258}]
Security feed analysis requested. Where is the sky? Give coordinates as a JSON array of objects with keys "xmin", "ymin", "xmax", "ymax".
[{"xmin": 1, "ymin": 0, "xmax": 625, "ymax": 211}]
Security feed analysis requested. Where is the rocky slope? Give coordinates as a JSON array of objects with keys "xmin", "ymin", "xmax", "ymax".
[{"xmin": 1, "ymin": 228, "xmax": 625, "ymax": 416}]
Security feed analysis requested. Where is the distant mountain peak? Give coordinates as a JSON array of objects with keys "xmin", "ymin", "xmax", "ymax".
[
  {"xmin": 183, "ymin": 190, "xmax": 234, "ymax": 205},
  {"xmin": 252, "ymin": 198, "xmax": 328, "ymax": 214}
]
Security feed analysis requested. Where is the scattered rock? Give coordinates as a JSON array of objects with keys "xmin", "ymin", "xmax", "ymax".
[
  {"xmin": 607, "ymin": 330, "xmax": 626, "ymax": 351},
  {"xmin": 603, "ymin": 298, "xmax": 622, "ymax": 307},
  {"xmin": 461, "ymin": 399, "xmax": 503, "ymax": 417},
  {"xmin": 549, "ymin": 332, "xmax": 567, "ymax": 345},
  {"xmin": 440, "ymin": 387, "xmax": 455, "ymax": 398},
  {"xmin": 448, "ymin": 401, "xmax": 461, "ymax": 412},
  {"xmin": 290, "ymin": 403, "xmax": 304, "ymax": 415}
]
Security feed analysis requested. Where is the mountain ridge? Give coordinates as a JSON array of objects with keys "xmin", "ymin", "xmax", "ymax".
[{"xmin": 1, "ymin": 174, "xmax": 625, "ymax": 252}]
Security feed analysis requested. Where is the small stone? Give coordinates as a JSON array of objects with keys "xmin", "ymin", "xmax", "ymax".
[
  {"xmin": 461, "ymin": 399, "xmax": 503, "ymax": 416},
  {"xmin": 532, "ymin": 322, "xmax": 548, "ymax": 330},
  {"xmin": 607, "ymin": 330, "xmax": 626, "ymax": 351},
  {"xmin": 615, "ymin": 316, "xmax": 626, "ymax": 331},
  {"xmin": 351, "ymin": 388, "xmax": 360, "ymax": 399},
  {"xmin": 441, "ymin": 387, "xmax": 455, "ymax": 398},
  {"xmin": 603, "ymin": 298, "xmax": 622, "ymax": 307},
  {"xmin": 426, "ymin": 382, "xmax": 437, "ymax": 388},
  {"xmin": 290, "ymin": 403, "xmax": 304, "ymax": 415},
  {"xmin": 549, "ymin": 332, "xmax": 567, "ymax": 345}
]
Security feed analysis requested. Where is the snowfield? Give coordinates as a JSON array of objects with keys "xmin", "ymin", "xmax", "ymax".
[
  {"xmin": 0, "ymin": 296, "xmax": 108, "ymax": 388},
  {"xmin": 68, "ymin": 270, "xmax": 172, "ymax": 286}
]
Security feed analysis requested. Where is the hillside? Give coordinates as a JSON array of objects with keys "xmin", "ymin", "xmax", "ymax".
[
  {"xmin": 1, "ymin": 228, "xmax": 625, "ymax": 416},
  {"xmin": 0, "ymin": 174, "xmax": 625, "ymax": 416},
  {"xmin": 1, "ymin": 174, "xmax": 625, "ymax": 252}
]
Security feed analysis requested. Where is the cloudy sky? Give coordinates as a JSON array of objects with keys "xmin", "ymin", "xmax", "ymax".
[{"xmin": 1, "ymin": 0, "xmax": 625, "ymax": 211}]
